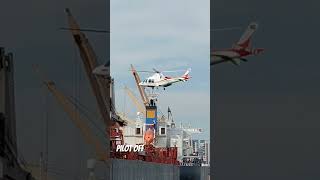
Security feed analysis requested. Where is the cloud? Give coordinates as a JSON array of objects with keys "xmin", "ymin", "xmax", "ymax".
[
  {"xmin": 110, "ymin": 1, "xmax": 210, "ymax": 135},
  {"xmin": 157, "ymin": 91, "xmax": 210, "ymax": 134},
  {"xmin": 110, "ymin": 0, "xmax": 210, "ymax": 78}
]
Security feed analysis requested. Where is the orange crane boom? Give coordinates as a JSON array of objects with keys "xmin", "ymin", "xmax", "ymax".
[
  {"xmin": 130, "ymin": 64, "xmax": 149, "ymax": 106},
  {"xmin": 124, "ymin": 86, "xmax": 145, "ymax": 117},
  {"xmin": 65, "ymin": 8, "xmax": 110, "ymax": 126},
  {"xmin": 43, "ymin": 80, "xmax": 108, "ymax": 161}
]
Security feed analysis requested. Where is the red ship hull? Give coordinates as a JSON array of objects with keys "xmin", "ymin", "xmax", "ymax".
[{"xmin": 111, "ymin": 145, "xmax": 179, "ymax": 165}]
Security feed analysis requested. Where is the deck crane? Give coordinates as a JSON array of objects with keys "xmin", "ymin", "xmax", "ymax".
[
  {"xmin": 124, "ymin": 86, "xmax": 146, "ymax": 117},
  {"xmin": 130, "ymin": 64, "xmax": 161, "ymax": 145},
  {"xmin": 65, "ymin": 8, "xmax": 128, "ymax": 156},
  {"xmin": 116, "ymin": 113, "xmax": 137, "ymax": 126},
  {"xmin": 65, "ymin": 8, "xmax": 110, "ymax": 126},
  {"xmin": 33, "ymin": 65, "xmax": 107, "ymax": 161},
  {"xmin": 124, "ymin": 86, "xmax": 166, "ymax": 121},
  {"xmin": 44, "ymin": 81, "xmax": 108, "ymax": 161},
  {"xmin": 130, "ymin": 64, "xmax": 150, "ymax": 106}
]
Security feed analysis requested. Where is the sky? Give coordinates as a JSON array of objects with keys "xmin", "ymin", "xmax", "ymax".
[
  {"xmin": 212, "ymin": 0, "xmax": 320, "ymax": 179},
  {"xmin": 110, "ymin": 0, "xmax": 210, "ymax": 140}
]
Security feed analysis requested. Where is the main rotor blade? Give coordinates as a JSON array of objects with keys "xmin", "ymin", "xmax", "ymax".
[
  {"xmin": 161, "ymin": 70, "xmax": 187, "ymax": 73},
  {"xmin": 128, "ymin": 70, "xmax": 154, "ymax": 73},
  {"xmin": 240, "ymin": 58, "xmax": 248, "ymax": 62},
  {"xmin": 59, "ymin": 27, "xmax": 110, "ymax": 33},
  {"xmin": 211, "ymin": 27, "xmax": 242, "ymax": 31},
  {"xmin": 152, "ymin": 68, "xmax": 160, "ymax": 73}
]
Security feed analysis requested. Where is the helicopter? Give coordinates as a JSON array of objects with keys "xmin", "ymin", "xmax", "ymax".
[{"xmin": 138, "ymin": 68, "xmax": 191, "ymax": 90}]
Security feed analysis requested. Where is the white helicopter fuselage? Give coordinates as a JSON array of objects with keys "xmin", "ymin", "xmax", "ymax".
[{"xmin": 139, "ymin": 69, "xmax": 190, "ymax": 88}]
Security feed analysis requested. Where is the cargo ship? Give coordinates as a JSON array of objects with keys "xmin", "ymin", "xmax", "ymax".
[{"xmin": 36, "ymin": 9, "xmax": 210, "ymax": 180}]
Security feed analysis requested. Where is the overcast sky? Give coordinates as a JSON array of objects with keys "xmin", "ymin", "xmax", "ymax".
[{"xmin": 111, "ymin": 0, "xmax": 210, "ymax": 140}]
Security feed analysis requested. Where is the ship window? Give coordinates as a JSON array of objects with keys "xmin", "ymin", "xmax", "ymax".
[
  {"xmin": 160, "ymin": 127, "xmax": 166, "ymax": 135},
  {"xmin": 136, "ymin": 128, "xmax": 141, "ymax": 135}
]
